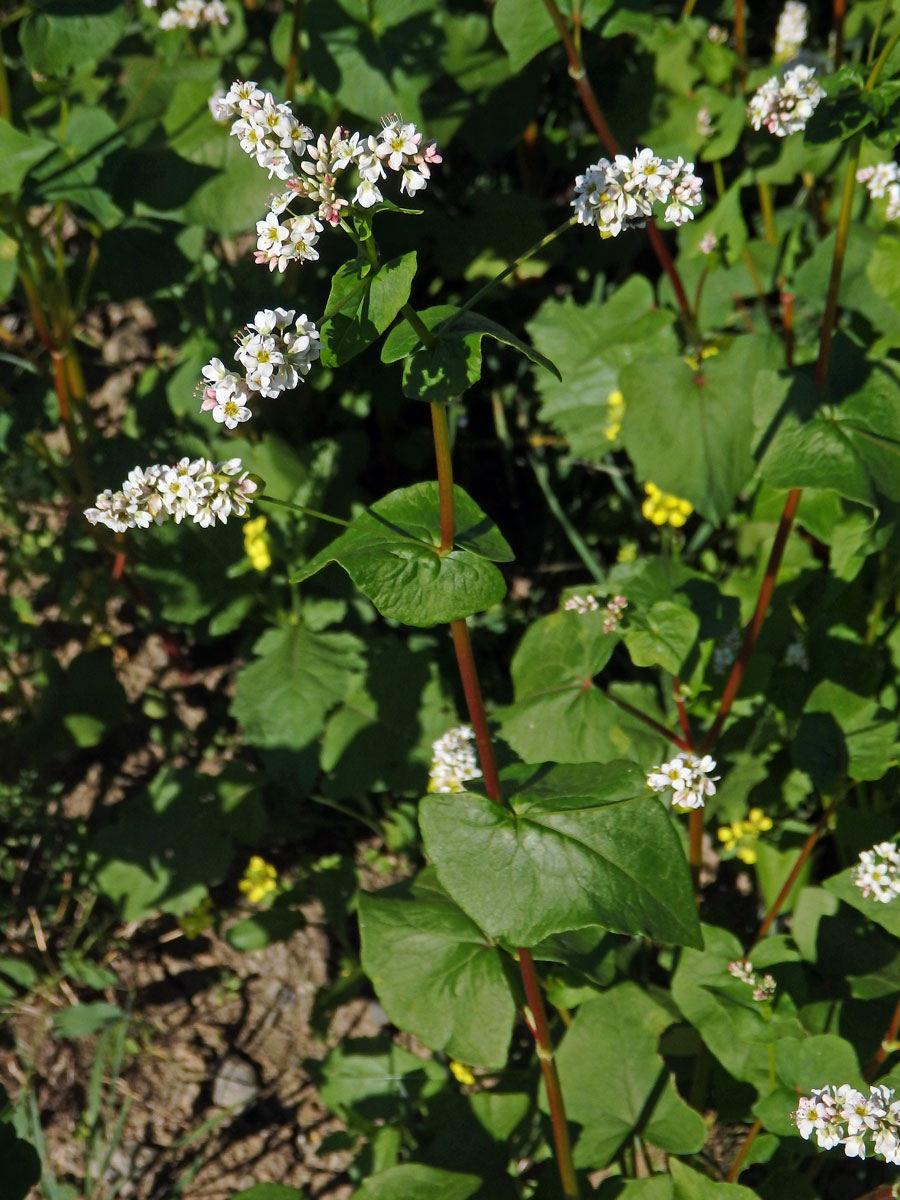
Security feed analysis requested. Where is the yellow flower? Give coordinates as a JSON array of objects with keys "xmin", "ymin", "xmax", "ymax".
[
  {"xmin": 641, "ymin": 482, "xmax": 693, "ymax": 528},
  {"xmin": 716, "ymin": 809, "xmax": 773, "ymax": 866},
  {"xmin": 683, "ymin": 344, "xmax": 720, "ymax": 372},
  {"xmin": 449, "ymin": 1060, "xmax": 476, "ymax": 1085},
  {"xmin": 605, "ymin": 389, "xmax": 625, "ymax": 441},
  {"xmin": 239, "ymin": 855, "xmax": 278, "ymax": 903},
  {"xmin": 243, "ymin": 515, "xmax": 272, "ymax": 572},
  {"xmin": 617, "ymin": 541, "xmax": 638, "ymax": 564}
]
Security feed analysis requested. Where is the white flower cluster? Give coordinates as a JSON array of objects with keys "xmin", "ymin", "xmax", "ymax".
[
  {"xmin": 728, "ymin": 958, "xmax": 776, "ymax": 1002},
  {"xmin": 852, "ymin": 841, "xmax": 900, "ymax": 903},
  {"xmin": 698, "ymin": 230, "xmax": 718, "ymax": 255},
  {"xmin": 602, "ymin": 595, "xmax": 628, "ymax": 633},
  {"xmin": 794, "ymin": 1083, "xmax": 900, "ymax": 1163},
  {"xmin": 858, "ymin": 162, "xmax": 900, "ymax": 221},
  {"xmin": 210, "ymin": 82, "xmax": 441, "ymax": 269},
  {"xmin": 571, "ymin": 148, "xmax": 703, "ymax": 238},
  {"xmin": 748, "ymin": 65, "xmax": 825, "ymax": 137},
  {"xmin": 564, "ymin": 594, "xmax": 600, "ymax": 615},
  {"xmin": 144, "ymin": 0, "xmax": 228, "ymax": 29},
  {"xmin": 428, "ymin": 726, "xmax": 482, "ymax": 794},
  {"xmin": 199, "ymin": 308, "xmax": 320, "ymax": 428},
  {"xmin": 773, "ymin": 0, "xmax": 808, "ymax": 61},
  {"xmin": 647, "ymin": 752, "xmax": 719, "ymax": 810},
  {"xmin": 84, "ymin": 457, "xmax": 257, "ymax": 532}
]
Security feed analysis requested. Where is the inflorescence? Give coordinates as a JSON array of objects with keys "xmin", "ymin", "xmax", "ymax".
[
  {"xmin": 571, "ymin": 148, "xmax": 703, "ymax": 238},
  {"xmin": 858, "ymin": 162, "xmax": 900, "ymax": 222},
  {"xmin": 211, "ymin": 81, "xmax": 441, "ymax": 271},
  {"xmin": 794, "ymin": 1083, "xmax": 900, "ymax": 1163},
  {"xmin": 143, "ymin": 0, "xmax": 228, "ymax": 30},
  {"xmin": 198, "ymin": 308, "xmax": 320, "ymax": 428},
  {"xmin": 728, "ymin": 958, "xmax": 776, "ymax": 1002},
  {"xmin": 852, "ymin": 841, "xmax": 900, "ymax": 904},
  {"xmin": 773, "ymin": 0, "xmax": 809, "ymax": 61},
  {"xmin": 84, "ymin": 457, "xmax": 257, "ymax": 532},
  {"xmin": 646, "ymin": 752, "xmax": 719, "ymax": 810},
  {"xmin": 748, "ymin": 64, "xmax": 825, "ymax": 137},
  {"xmin": 428, "ymin": 726, "xmax": 483, "ymax": 794}
]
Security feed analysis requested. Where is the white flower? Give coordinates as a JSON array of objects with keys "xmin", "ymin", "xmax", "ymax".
[
  {"xmin": 852, "ymin": 841, "xmax": 900, "ymax": 903},
  {"xmin": 794, "ymin": 1083, "xmax": 900, "ymax": 1163},
  {"xmin": 564, "ymin": 594, "xmax": 600, "ymax": 615},
  {"xmin": 572, "ymin": 148, "xmax": 702, "ymax": 238},
  {"xmin": 728, "ymin": 958, "xmax": 776, "ymax": 1002},
  {"xmin": 428, "ymin": 726, "xmax": 483, "ymax": 793},
  {"xmin": 748, "ymin": 65, "xmax": 824, "ymax": 137},
  {"xmin": 697, "ymin": 107, "xmax": 715, "ymax": 138},
  {"xmin": 774, "ymin": 0, "xmax": 808, "ymax": 61},
  {"xmin": 646, "ymin": 751, "xmax": 718, "ymax": 810},
  {"xmin": 85, "ymin": 458, "xmax": 257, "ymax": 532}
]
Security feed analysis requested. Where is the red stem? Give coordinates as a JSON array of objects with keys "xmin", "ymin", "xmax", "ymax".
[
  {"xmin": 726, "ymin": 1119, "xmax": 761, "ymax": 1182},
  {"xmin": 701, "ymin": 489, "xmax": 801, "ymax": 753},
  {"xmin": 450, "ymin": 619, "xmax": 504, "ymax": 804},
  {"xmin": 865, "ymin": 994, "xmax": 900, "ymax": 1077},
  {"xmin": 749, "ymin": 800, "xmax": 835, "ymax": 951},
  {"xmin": 539, "ymin": 0, "xmax": 693, "ymax": 322},
  {"xmin": 431, "ymin": 403, "xmax": 455, "ymax": 554}
]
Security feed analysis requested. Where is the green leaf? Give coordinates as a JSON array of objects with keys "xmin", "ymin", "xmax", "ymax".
[
  {"xmin": 292, "ymin": 483, "xmax": 512, "ymax": 626},
  {"xmin": 825, "ymin": 859, "xmax": 900, "ymax": 939},
  {"xmin": 493, "ymin": 0, "xmax": 557, "ymax": 69},
  {"xmin": 671, "ymin": 925, "xmax": 805, "ymax": 1094},
  {"xmin": 0, "ymin": 1097, "xmax": 41, "ymax": 1200},
  {"xmin": 382, "ymin": 305, "xmax": 559, "ymax": 403},
  {"xmin": 320, "ymin": 252, "xmax": 417, "ymax": 368},
  {"xmin": 352, "ymin": 1164, "xmax": 481, "ymax": 1200},
  {"xmin": 793, "ymin": 681, "xmax": 898, "ymax": 789},
  {"xmin": 226, "ymin": 907, "xmax": 306, "ymax": 952},
  {"xmin": 804, "ymin": 66, "xmax": 875, "ymax": 144},
  {"xmin": 358, "ymin": 870, "xmax": 516, "ymax": 1069},
  {"xmin": 316, "ymin": 1038, "xmax": 446, "ymax": 1121},
  {"xmin": 231, "ymin": 625, "xmax": 365, "ymax": 751},
  {"xmin": 622, "ymin": 335, "xmax": 782, "ymax": 522},
  {"xmin": 624, "ymin": 601, "xmax": 700, "ymax": 674},
  {"xmin": 755, "ymin": 363, "xmax": 900, "ymax": 510},
  {"xmin": 668, "ymin": 1159, "xmax": 761, "ymax": 1200},
  {"xmin": 496, "ymin": 607, "xmax": 665, "ymax": 764},
  {"xmin": 52, "ymin": 1002, "xmax": 124, "ymax": 1039},
  {"xmin": 527, "ymin": 277, "xmax": 677, "ymax": 460},
  {"xmin": 774, "ymin": 1035, "xmax": 863, "ymax": 1093},
  {"xmin": 20, "ymin": 0, "xmax": 129, "ymax": 75},
  {"xmin": 419, "ymin": 761, "xmax": 702, "ymax": 948},
  {"xmin": 0, "ymin": 119, "xmax": 54, "ymax": 195},
  {"xmin": 553, "ymin": 983, "xmax": 706, "ymax": 1169}
]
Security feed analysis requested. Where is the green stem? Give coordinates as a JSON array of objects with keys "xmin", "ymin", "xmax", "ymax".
[
  {"xmin": 283, "ymin": 0, "xmax": 306, "ymax": 100},
  {"xmin": 400, "ymin": 301, "xmax": 437, "ymax": 349},
  {"xmin": 757, "ymin": 182, "xmax": 777, "ymax": 246},
  {"xmin": 257, "ymin": 495, "xmax": 351, "ymax": 526},
  {"xmin": 867, "ymin": 0, "xmax": 890, "ymax": 65},
  {"xmin": 448, "ymin": 217, "xmax": 576, "ymax": 325},
  {"xmin": 529, "ymin": 453, "xmax": 604, "ymax": 583}
]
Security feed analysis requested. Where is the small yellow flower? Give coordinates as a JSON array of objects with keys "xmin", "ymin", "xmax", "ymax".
[
  {"xmin": 683, "ymin": 344, "xmax": 720, "ymax": 372},
  {"xmin": 605, "ymin": 389, "xmax": 625, "ymax": 441},
  {"xmin": 243, "ymin": 515, "xmax": 272, "ymax": 572},
  {"xmin": 641, "ymin": 482, "xmax": 693, "ymax": 528},
  {"xmin": 449, "ymin": 1060, "xmax": 476, "ymax": 1085},
  {"xmin": 239, "ymin": 856, "xmax": 278, "ymax": 903},
  {"xmin": 717, "ymin": 809, "xmax": 773, "ymax": 866},
  {"xmin": 617, "ymin": 541, "xmax": 638, "ymax": 564}
]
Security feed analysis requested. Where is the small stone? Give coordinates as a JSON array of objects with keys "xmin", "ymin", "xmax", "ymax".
[{"xmin": 212, "ymin": 1054, "xmax": 260, "ymax": 1110}]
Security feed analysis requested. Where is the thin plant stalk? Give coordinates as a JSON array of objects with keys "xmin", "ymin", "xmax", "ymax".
[
  {"xmin": 539, "ymin": 0, "xmax": 694, "ymax": 325},
  {"xmin": 258, "ymin": 495, "xmax": 351, "ymax": 527},
  {"xmin": 749, "ymin": 799, "xmax": 835, "ymax": 949},
  {"xmin": 283, "ymin": 0, "xmax": 306, "ymax": 100},
  {"xmin": 865, "ymin": 995, "xmax": 900, "ymax": 1077},
  {"xmin": 431, "ymin": 402, "xmax": 579, "ymax": 1200}
]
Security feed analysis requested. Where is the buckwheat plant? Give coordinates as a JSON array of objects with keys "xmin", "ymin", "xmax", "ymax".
[{"xmin": 37, "ymin": 0, "xmax": 900, "ymax": 1195}]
